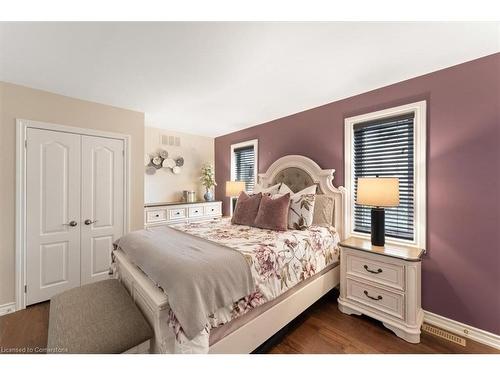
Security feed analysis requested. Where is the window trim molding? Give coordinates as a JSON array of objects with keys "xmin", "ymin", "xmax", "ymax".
[
  {"xmin": 344, "ymin": 101, "xmax": 427, "ymax": 249},
  {"xmin": 230, "ymin": 139, "xmax": 258, "ymax": 214}
]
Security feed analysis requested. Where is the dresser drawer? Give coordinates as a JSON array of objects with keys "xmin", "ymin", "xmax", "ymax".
[
  {"xmin": 146, "ymin": 209, "xmax": 167, "ymax": 223},
  {"xmin": 188, "ymin": 206, "xmax": 204, "ymax": 217},
  {"xmin": 346, "ymin": 253, "xmax": 405, "ymax": 291},
  {"xmin": 168, "ymin": 207, "xmax": 186, "ymax": 220},
  {"xmin": 204, "ymin": 203, "xmax": 221, "ymax": 216},
  {"xmin": 346, "ymin": 278, "xmax": 405, "ymax": 320}
]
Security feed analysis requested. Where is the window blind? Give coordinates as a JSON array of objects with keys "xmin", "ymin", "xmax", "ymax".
[
  {"xmin": 353, "ymin": 113, "xmax": 415, "ymax": 241},
  {"xmin": 234, "ymin": 145, "xmax": 256, "ymax": 192}
]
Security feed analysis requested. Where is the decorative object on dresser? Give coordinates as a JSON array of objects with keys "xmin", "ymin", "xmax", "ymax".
[
  {"xmin": 183, "ymin": 190, "xmax": 196, "ymax": 203},
  {"xmin": 144, "ymin": 201, "xmax": 222, "ymax": 227},
  {"xmin": 338, "ymin": 237, "xmax": 424, "ymax": 343},
  {"xmin": 356, "ymin": 177, "xmax": 399, "ymax": 246},
  {"xmin": 200, "ymin": 164, "xmax": 217, "ymax": 201}
]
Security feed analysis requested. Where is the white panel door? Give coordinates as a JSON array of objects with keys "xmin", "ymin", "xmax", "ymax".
[
  {"xmin": 26, "ymin": 128, "xmax": 82, "ymax": 305},
  {"xmin": 80, "ymin": 135, "xmax": 124, "ymax": 285}
]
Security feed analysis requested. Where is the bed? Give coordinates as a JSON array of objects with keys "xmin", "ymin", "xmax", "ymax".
[{"xmin": 112, "ymin": 155, "xmax": 346, "ymax": 353}]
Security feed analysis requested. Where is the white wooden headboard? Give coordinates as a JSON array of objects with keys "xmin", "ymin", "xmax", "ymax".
[{"xmin": 257, "ymin": 155, "xmax": 346, "ymax": 240}]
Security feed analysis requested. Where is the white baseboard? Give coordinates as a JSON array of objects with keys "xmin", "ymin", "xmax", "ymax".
[
  {"xmin": 424, "ymin": 310, "xmax": 500, "ymax": 350},
  {"xmin": 0, "ymin": 302, "xmax": 16, "ymax": 316}
]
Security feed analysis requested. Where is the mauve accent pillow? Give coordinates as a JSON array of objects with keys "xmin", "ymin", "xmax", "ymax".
[
  {"xmin": 231, "ymin": 192, "xmax": 263, "ymax": 226},
  {"xmin": 254, "ymin": 193, "xmax": 291, "ymax": 231}
]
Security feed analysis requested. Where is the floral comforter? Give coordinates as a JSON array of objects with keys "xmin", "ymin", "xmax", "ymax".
[{"xmin": 164, "ymin": 218, "xmax": 340, "ymax": 353}]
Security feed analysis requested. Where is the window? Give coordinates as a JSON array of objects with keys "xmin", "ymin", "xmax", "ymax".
[
  {"xmin": 230, "ymin": 139, "xmax": 258, "ymax": 212},
  {"xmin": 345, "ymin": 101, "xmax": 426, "ymax": 247}
]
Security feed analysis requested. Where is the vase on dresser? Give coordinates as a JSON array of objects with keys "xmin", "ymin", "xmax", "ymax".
[{"xmin": 203, "ymin": 189, "xmax": 214, "ymax": 201}]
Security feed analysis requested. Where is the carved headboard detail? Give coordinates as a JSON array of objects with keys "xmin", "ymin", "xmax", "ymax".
[{"xmin": 258, "ymin": 155, "xmax": 346, "ymax": 239}]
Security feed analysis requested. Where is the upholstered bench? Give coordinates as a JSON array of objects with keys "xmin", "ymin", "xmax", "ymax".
[{"xmin": 47, "ymin": 279, "xmax": 153, "ymax": 354}]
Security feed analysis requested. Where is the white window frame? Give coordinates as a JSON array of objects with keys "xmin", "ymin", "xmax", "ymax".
[
  {"xmin": 230, "ymin": 139, "xmax": 258, "ymax": 214},
  {"xmin": 344, "ymin": 101, "xmax": 427, "ymax": 249}
]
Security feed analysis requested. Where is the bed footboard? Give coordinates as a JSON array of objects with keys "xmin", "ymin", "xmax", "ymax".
[{"xmin": 113, "ymin": 249, "xmax": 170, "ymax": 353}]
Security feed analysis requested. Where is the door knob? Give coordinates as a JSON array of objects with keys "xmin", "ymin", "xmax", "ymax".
[
  {"xmin": 84, "ymin": 219, "xmax": 98, "ymax": 225},
  {"xmin": 64, "ymin": 220, "xmax": 78, "ymax": 227}
]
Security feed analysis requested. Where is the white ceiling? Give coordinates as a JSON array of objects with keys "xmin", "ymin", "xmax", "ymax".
[{"xmin": 1, "ymin": 22, "xmax": 498, "ymax": 137}]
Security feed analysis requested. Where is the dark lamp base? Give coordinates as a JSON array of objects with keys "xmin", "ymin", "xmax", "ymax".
[{"xmin": 371, "ymin": 207, "xmax": 385, "ymax": 246}]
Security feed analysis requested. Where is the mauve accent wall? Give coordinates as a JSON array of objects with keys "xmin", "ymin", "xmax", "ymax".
[{"xmin": 215, "ymin": 53, "xmax": 500, "ymax": 334}]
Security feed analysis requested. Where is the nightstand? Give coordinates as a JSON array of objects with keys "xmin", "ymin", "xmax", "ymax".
[{"xmin": 338, "ymin": 237, "xmax": 425, "ymax": 343}]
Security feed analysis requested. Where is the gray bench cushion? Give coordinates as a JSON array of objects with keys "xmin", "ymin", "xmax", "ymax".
[{"xmin": 47, "ymin": 279, "xmax": 153, "ymax": 354}]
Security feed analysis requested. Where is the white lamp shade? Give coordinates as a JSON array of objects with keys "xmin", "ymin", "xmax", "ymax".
[
  {"xmin": 356, "ymin": 177, "xmax": 399, "ymax": 207},
  {"xmin": 226, "ymin": 181, "xmax": 246, "ymax": 197}
]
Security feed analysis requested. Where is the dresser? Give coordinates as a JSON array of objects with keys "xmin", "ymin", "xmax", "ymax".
[
  {"xmin": 338, "ymin": 237, "xmax": 425, "ymax": 343},
  {"xmin": 144, "ymin": 201, "xmax": 222, "ymax": 227}
]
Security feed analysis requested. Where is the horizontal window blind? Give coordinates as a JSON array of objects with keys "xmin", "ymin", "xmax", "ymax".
[
  {"xmin": 234, "ymin": 145, "xmax": 256, "ymax": 192},
  {"xmin": 353, "ymin": 113, "xmax": 415, "ymax": 241}
]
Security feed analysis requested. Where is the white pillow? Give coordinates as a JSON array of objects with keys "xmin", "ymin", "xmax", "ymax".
[
  {"xmin": 292, "ymin": 185, "xmax": 317, "ymax": 196},
  {"xmin": 285, "ymin": 185, "xmax": 318, "ymax": 230},
  {"xmin": 277, "ymin": 183, "xmax": 293, "ymax": 194},
  {"xmin": 253, "ymin": 183, "xmax": 281, "ymax": 195}
]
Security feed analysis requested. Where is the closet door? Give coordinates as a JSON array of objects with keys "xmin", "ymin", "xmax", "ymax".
[
  {"xmin": 80, "ymin": 135, "xmax": 125, "ymax": 285},
  {"xmin": 26, "ymin": 128, "xmax": 82, "ymax": 305}
]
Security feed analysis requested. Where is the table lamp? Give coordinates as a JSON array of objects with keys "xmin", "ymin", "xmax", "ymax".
[
  {"xmin": 225, "ymin": 181, "xmax": 246, "ymax": 197},
  {"xmin": 226, "ymin": 181, "xmax": 246, "ymax": 214},
  {"xmin": 356, "ymin": 177, "xmax": 399, "ymax": 246}
]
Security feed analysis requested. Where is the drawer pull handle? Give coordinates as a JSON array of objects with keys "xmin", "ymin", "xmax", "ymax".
[
  {"xmin": 155, "ymin": 214, "xmax": 159, "ymax": 217},
  {"xmin": 364, "ymin": 290, "xmax": 383, "ymax": 301},
  {"xmin": 364, "ymin": 265, "xmax": 383, "ymax": 274}
]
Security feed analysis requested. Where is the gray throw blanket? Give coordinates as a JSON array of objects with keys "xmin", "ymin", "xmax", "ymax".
[{"xmin": 114, "ymin": 226, "xmax": 254, "ymax": 340}]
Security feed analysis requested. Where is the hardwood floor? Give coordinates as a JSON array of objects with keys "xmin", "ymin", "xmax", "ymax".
[
  {"xmin": 0, "ymin": 302, "xmax": 49, "ymax": 354},
  {"xmin": 0, "ymin": 292, "xmax": 497, "ymax": 354}
]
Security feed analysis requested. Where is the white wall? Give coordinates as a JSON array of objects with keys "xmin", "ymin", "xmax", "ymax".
[{"xmin": 144, "ymin": 126, "xmax": 214, "ymax": 203}]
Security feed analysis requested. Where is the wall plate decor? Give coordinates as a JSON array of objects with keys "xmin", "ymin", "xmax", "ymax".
[
  {"xmin": 163, "ymin": 158, "xmax": 176, "ymax": 169},
  {"xmin": 145, "ymin": 150, "xmax": 185, "ymax": 174},
  {"xmin": 152, "ymin": 156, "xmax": 162, "ymax": 166},
  {"xmin": 145, "ymin": 166, "xmax": 156, "ymax": 175}
]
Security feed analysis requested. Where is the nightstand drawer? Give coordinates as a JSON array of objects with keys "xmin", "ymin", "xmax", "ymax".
[
  {"xmin": 346, "ymin": 278, "xmax": 405, "ymax": 320},
  {"xmin": 168, "ymin": 207, "xmax": 186, "ymax": 220},
  {"xmin": 346, "ymin": 253, "xmax": 405, "ymax": 291},
  {"xmin": 146, "ymin": 209, "xmax": 167, "ymax": 223}
]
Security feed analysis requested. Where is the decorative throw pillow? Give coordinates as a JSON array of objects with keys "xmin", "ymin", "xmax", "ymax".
[
  {"xmin": 253, "ymin": 193, "xmax": 291, "ymax": 231},
  {"xmin": 277, "ymin": 183, "xmax": 293, "ymax": 195},
  {"xmin": 231, "ymin": 192, "xmax": 263, "ymax": 226},
  {"xmin": 253, "ymin": 183, "xmax": 281, "ymax": 195},
  {"xmin": 312, "ymin": 195, "xmax": 335, "ymax": 227},
  {"xmin": 288, "ymin": 185, "xmax": 318, "ymax": 230}
]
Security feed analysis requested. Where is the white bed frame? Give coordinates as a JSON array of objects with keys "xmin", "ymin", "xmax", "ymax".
[{"xmin": 114, "ymin": 155, "xmax": 346, "ymax": 353}]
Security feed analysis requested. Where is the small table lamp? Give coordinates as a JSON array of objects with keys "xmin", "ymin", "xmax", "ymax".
[
  {"xmin": 226, "ymin": 181, "xmax": 246, "ymax": 214},
  {"xmin": 356, "ymin": 177, "xmax": 399, "ymax": 246},
  {"xmin": 225, "ymin": 181, "xmax": 246, "ymax": 197}
]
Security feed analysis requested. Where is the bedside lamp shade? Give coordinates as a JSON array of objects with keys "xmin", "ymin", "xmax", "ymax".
[
  {"xmin": 356, "ymin": 177, "xmax": 399, "ymax": 247},
  {"xmin": 356, "ymin": 177, "xmax": 399, "ymax": 207},
  {"xmin": 226, "ymin": 181, "xmax": 246, "ymax": 197}
]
